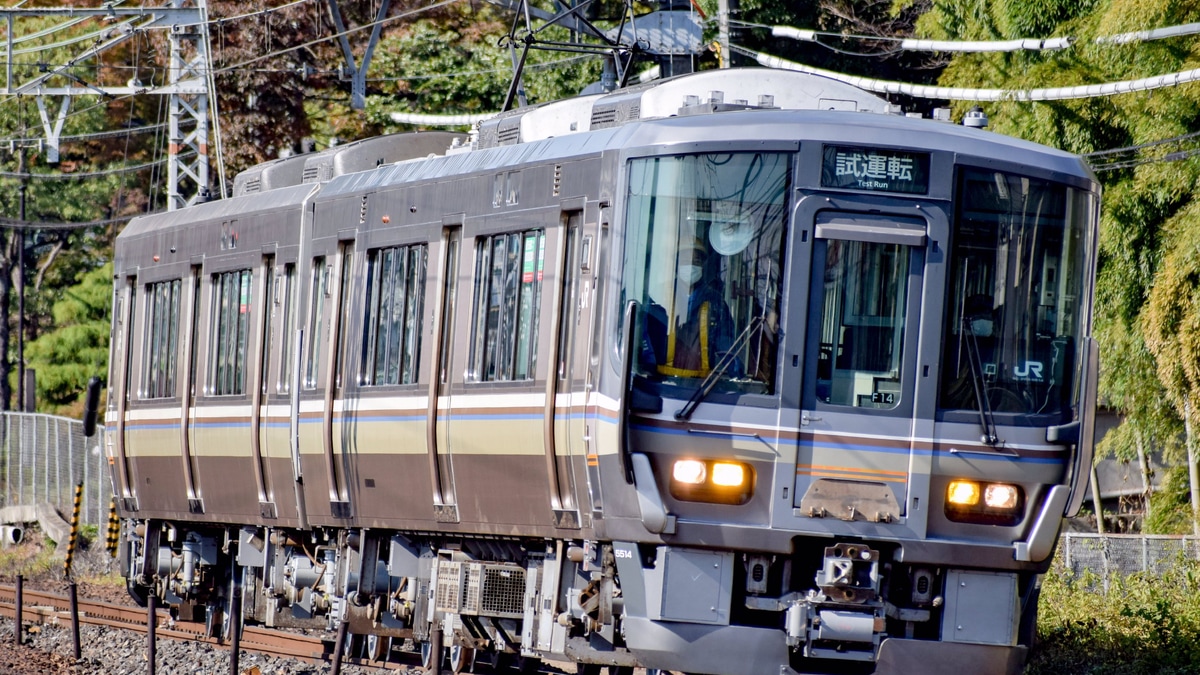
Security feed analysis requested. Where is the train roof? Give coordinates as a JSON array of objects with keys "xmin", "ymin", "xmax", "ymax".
[
  {"xmin": 120, "ymin": 183, "xmax": 315, "ymax": 239},
  {"xmin": 314, "ymin": 105, "xmax": 1094, "ymax": 201}
]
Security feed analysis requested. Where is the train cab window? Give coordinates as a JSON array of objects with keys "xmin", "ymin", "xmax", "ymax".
[
  {"xmin": 362, "ymin": 244, "xmax": 427, "ymax": 385},
  {"xmin": 468, "ymin": 229, "xmax": 544, "ymax": 382},
  {"xmin": 208, "ymin": 269, "xmax": 253, "ymax": 396},
  {"xmin": 940, "ymin": 169, "xmax": 1089, "ymax": 419},
  {"xmin": 142, "ymin": 279, "xmax": 182, "ymax": 399},
  {"xmin": 622, "ymin": 152, "xmax": 789, "ymax": 395}
]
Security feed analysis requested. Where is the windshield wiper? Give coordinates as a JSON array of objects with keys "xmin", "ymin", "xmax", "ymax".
[
  {"xmin": 675, "ymin": 314, "xmax": 773, "ymax": 421},
  {"xmin": 961, "ymin": 316, "xmax": 1000, "ymax": 445}
]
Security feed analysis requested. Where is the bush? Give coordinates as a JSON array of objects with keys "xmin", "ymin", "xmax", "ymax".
[{"xmin": 1028, "ymin": 554, "xmax": 1200, "ymax": 673}]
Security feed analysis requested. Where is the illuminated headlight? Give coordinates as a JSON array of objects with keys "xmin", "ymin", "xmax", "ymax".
[
  {"xmin": 669, "ymin": 459, "xmax": 753, "ymax": 505},
  {"xmin": 944, "ymin": 480, "xmax": 1024, "ymax": 526},
  {"xmin": 947, "ymin": 480, "xmax": 980, "ymax": 506},
  {"xmin": 984, "ymin": 484, "xmax": 1020, "ymax": 509},
  {"xmin": 711, "ymin": 462, "xmax": 745, "ymax": 487},
  {"xmin": 673, "ymin": 459, "xmax": 707, "ymax": 484}
]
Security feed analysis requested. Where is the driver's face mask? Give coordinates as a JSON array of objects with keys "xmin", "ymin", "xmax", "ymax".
[{"xmin": 679, "ymin": 264, "xmax": 703, "ymax": 284}]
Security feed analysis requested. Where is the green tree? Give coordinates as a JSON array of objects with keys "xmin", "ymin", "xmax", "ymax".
[
  {"xmin": 23, "ymin": 262, "xmax": 111, "ymax": 416},
  {"xmin": 916, "ymin": 0, "xmax": 1200, "ymax": 531}
]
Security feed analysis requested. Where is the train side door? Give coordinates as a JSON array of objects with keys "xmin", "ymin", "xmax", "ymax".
[
  {"xmin": 548, "ymin": 209, "xmax": 590, "ymax": 527},
  {"xmin": 429, "ymin": 224, "xmax": 462, "ymax": 522},
  {"xmin": 323, "ymin": 241, "xmax": 354, "ymax": 518},
  {"xmin": 793, "ymin": 198, "xmax": 944, "ymax": 535},
  {"xmin": 110, "ymin": 276, "xmax": 138, "ymax": 510},
  {"xmin": 249, "ymin": 254, "xmax": 276, "ymax": 517},
  {"xmin": 179, "ymin": 267, "xmax": 202, "ymax": 513}
]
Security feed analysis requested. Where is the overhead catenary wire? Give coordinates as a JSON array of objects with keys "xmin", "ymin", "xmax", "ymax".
[
  {"xmin": 735, "ymin": 44, "xmax": 1200, "ymax": 101},
  {"xmin": 740, "ymin": 19, "xmax": 1200, "ymax": 54}
]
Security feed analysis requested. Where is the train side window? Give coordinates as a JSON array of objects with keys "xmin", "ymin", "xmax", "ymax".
[
  {"xmin": 334, "ymin": 245, "xmax": 353, "ymax": 389},
  {"xmin": 142, "ymin": 279, "xmax": 182, "ymax": 399},
  {"xmin": 363, "ymin": 244, "xmax": 427, "ymax": 386},
  {"xmin": 438, "ymin": 229, "xmax": 461, "ymax": 385},
  {"xmin": 468, "ymin": 228, "xmax": 545, "ymax": 382},
  {"xmin": 260, "ymin": 257, "xmax": 275, "ymax": 396},
  {"xmin": 208, "ymin": 269, "xmax": 253, "ymax": 396},
  {"xmin": 276, "ymin": 264, "xmax": 297, "ymax": 394},
  {"xmin": 304, "ymin": 257, "xmax": 328, "ymax": 389}
]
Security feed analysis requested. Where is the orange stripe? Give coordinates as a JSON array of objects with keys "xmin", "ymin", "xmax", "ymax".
[
  {"xmin": 797, "ymin": 466, "xmax": 908, "ymax": 483},
  {"xmin": 798, "ymin": 464, "xmax": 908, "ymax": 478}
]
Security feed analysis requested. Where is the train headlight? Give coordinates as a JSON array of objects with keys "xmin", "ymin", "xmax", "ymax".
[
  {"xmin": 984, "ymin": 484, "xmax": 1020, "ymax": 509},
  {"xmin": 673, "ymin": 459, "xmax": 707, "ymax": 485},
  {"xmin": 669, "ymin": 459, "xmax": 753, "ymax": 505},
  {"xmin": 711, "ymin": 462, "xmax": 745, "ymax": 487},
  {"xmin": 944, "ymin": 479, "xmax": 1024, "ymax": 526},
  {"xmin": 947, "ymin": 480, "xmax": 980, "ymax": 506}
]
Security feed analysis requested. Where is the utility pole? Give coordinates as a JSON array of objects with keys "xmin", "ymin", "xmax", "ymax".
[
  {"xmin": 15, "ymin": 146, "xmax": 24, "ymax": 413},
  {"xmin": 717, "ymin": 0, "xmax": 734, "ymax": 68}
]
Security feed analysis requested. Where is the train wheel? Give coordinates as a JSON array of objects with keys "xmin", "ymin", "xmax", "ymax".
[
  {"xmin": 367, "ymin": 634, "xmax": 392, "ymax": 662},
  {"xmin": 422, "ymin": 629, "xmax": 445, "ymax": 673},
  {"xmin": 450, "ymin": 645, "xmax": 476, "ymax": 673},
  {"xmin": 420, "ymin": 642, "xmax": 438, "ymax": 671}
]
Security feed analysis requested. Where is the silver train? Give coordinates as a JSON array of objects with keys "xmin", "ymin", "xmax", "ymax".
[{"xmin": 105, "ymin": 68, "xmax": 1100, "ymax": 675}]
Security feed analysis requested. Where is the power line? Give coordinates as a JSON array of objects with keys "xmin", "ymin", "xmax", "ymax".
[
  {"xmin": 212, "ymin": 0, "xmax": 461, "ymax": 76},
  {"xmin": 0, "ymin": 213, "xmax": 143, "ymax": 231},
  {"xmin": 0, "ymin": 157, "xmax": 167, "ymax": 181}
]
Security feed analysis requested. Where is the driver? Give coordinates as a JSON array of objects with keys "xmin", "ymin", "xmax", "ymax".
[{"xmin": 657, "ymin": 237, "xmax": 739, "ymax": 378}]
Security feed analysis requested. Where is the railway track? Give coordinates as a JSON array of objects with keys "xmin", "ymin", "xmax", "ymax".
[{"xmin": 0, "ymin": 583, "xmax": 412, "ymax": 671}]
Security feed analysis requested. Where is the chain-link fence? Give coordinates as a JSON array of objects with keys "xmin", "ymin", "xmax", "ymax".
[
  {"xmin": 1058, "ymin": 532, "xmax": 1200, "ymax": 590},
  {"xmin": 0, "ymin": 412, "xmax": 110, "ymax": 527}
]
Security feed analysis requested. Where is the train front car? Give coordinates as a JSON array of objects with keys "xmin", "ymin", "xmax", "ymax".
[{"xmin": 601, "ymin": 91, "xmax": 1099, "ymax": 673}]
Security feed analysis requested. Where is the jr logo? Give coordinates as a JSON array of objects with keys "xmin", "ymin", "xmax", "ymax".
[{"xmin": 1013, "ymin": 360, "xmax": 1044, "ymax": 381}]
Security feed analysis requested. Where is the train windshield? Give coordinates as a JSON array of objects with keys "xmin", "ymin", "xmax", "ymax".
[
  {"xmin": 940, "ymin": 168, "xmax": 1092, "ymax": 421},
  {"xmin": 622, "ymin": 152, "xmax": 790, "ymax": 394}
]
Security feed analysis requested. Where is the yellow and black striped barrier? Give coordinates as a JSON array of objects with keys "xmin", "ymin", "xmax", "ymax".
[
  {"xmin": 63, "ymin": 481, "xmax": 83, "ymax": 579},
  {"xmin": 105, "ymin": 495, "xmax": 120, "ymax": 558}
]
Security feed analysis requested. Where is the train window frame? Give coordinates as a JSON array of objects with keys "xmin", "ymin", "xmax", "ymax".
[
  {"xmin": 361, "ymin": 243, "xmax": 428, "ymax": 387},
  {"xmin": 617, "ymin": 147, "xmax": 794, "ymax": 401},
  {"xmin": 467, "ymin": 228, "xmax": 545, "ymax": 383},
  {"xmin": 275, "ymin": 263, "xmax": 298, "ymax": 396},
  {"xmin": 936, "ymin": 167, "xmax": 1090, "ymax": 425},
  {"xmin": 801, "ymin": 235, "xmax": 925, "ymax": 415},
  {"xmin": 141, "ymin": 278, "xmax": 182, "ymax": 399},
  {"xmin": 207, "ymin": 268, "xmax": 253, "ymax": 397}
]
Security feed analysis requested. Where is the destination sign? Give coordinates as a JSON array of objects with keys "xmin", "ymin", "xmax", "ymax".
[{"xmin": 821, "ymin": 145, "xmax": 930, "ymax": 195}]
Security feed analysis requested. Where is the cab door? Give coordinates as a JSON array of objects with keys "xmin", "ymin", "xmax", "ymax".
[{"xmin": 792, "ymin": 196, "xmax": 945, "ymax": 535}]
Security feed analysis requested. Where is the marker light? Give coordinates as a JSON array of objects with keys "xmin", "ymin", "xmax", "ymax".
[
  {"xmin": 947, "ymin": 480, "xmax": 981, "ymax": 506},
  {"xmin": 711, "ymin": 462, "xmax": 746, "ymax": 487},
  {"xmin": 669, "ymin": 459, "xmax": 754, "ymax": 505},
  {"xmin": 673, "ymin": 459, "xmax": 707, "ymax": 485}
]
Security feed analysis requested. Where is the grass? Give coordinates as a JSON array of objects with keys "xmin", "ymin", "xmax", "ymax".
[{"xmin": 1028, "ymin": 555, "xmax": 1200, "ymax": 674}]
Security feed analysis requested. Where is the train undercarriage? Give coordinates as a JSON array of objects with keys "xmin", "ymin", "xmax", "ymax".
[{"xmin": 120, "ymin": 520, "xmax": 1036, "ymax": 675}]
